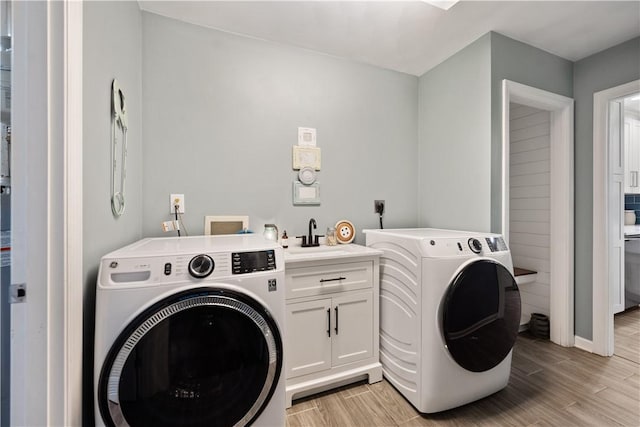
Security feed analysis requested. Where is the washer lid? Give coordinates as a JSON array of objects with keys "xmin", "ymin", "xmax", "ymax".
[{"xmin": 441, "ymin": 259, "xmax": 521, "ymax": 372}]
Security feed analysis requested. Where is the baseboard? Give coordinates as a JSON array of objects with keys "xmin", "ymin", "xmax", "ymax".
[{"xmin": 574, "ymin": 335, "xmax": 593, "ymax": 353}]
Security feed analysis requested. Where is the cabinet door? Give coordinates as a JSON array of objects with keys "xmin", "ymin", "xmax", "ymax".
[
  {"xmin": 625, "ymin": 120, "xmax": 633, "ymax": 193},
  {"xmin": 331, "ymin": 291, "xmax": 373, "ymax": 367},
  {"xmin": 285, "ymin": 298, "xmax": 332, "ymax": 379},
  {"xmin": 625, "ymin": 116, "xmax": 640, "ymax": 193},
  {"xmin": 632, "ymin": 120, "xmax": 640, "ymax": 192}
]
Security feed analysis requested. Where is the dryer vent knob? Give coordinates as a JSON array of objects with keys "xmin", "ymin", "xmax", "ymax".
[
  {"xmin": 468, "ymin": 238, "xmax": 483, "ymax": 254},
  {"xmin": 189, "ymin": 254, "xmax": 215, "ymax": 278}
]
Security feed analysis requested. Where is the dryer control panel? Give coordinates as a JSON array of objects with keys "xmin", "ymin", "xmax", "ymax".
[
  {"xmin": 420, "ymin": 236, "xmax": 509, "ymax": 257},
  {"xmin": 484, "ymin": 236, "xmax": 508, "ymax": 252}
]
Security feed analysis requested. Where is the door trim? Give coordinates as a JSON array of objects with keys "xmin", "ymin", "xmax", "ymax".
[
  {"xmin": 10, "ymin": 1, "xmax": 83, "ymax": 424},
  {"xmin": 501, "ymin": 79, "xmax": 575, "ymax": 347},
  {"xmin": 64, "ymin": 1, "xmax": 84, "ymax": 423},
  {"xmin": 592, "ymin": 79, "xmax": 640, "ymax": 357}
]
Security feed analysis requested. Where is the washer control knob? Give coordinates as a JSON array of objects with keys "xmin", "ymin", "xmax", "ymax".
[
  {"xmin": 188, "ymin": 254, "xmax": 215, "ymax": 278},
  {"xmin": 468, "ymin": 238, "xmax": 483, "ymax": 254}
]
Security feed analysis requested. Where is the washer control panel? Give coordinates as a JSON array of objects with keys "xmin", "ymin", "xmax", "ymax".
[
  {"xmin": 231, "ymin": 250, "xmax": 276, "ymax": 274},
  {"xmin": 102, "ymin": 249, "xmax": 279, "ymax": 286}
]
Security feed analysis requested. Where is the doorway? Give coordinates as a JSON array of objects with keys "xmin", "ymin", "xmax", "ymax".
[
  {"xmin": 501, "ymin": 79, "xmax": 574, "ymax": 347},
  {"xmin": 592, "ymin": 80, "xmax": 640, "ymax": 357},
  {"xmin": 5, "ymin": 1, "xmax": 83, "ymax": 424},
  {"xmin": 0, "ymin": 0, "xmax": 10, "ymax": 423}
]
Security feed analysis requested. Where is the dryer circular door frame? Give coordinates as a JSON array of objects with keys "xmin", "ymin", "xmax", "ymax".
[
  {"xmin": 440, "ymin": 259, "xmax": 521, "ymax": 372},
  {"xmin": 97, "ymin": 287, "xmax": 283, "ymax": 427}
]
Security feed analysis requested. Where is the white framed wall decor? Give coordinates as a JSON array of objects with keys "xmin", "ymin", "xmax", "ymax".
[
  {"xmin": 204, "ymin": 215, "xmax": 249, "ymax": 235},
  {"xmin": 293, "ymin": 182, "xmax": 320, "ymax": 205},
  {"xmin": 292, "ymin": 146, "xmax": 321, "ymax": 170}
]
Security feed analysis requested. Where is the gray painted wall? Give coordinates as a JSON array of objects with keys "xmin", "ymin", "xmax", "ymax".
[
  {"xmin": 83, "ymin": 1, "xmax": 142, "ymax": 422},
  {"xmin": 573, "ymin": 37, "xmax": 640, "ymax": 339},
  {"xmin": 489, "ymin": 32, "xmax": 573, "ymax": 233},
  {"xmin": 418, "ymin": 34, "xmax": 492, "ymax": 232},
  {"xmin": 141, "ymin": 12, "xmax": 419, "ymax": 242},
  {"xmin": 417, "ymin": 32, "xmax": 573, "ymax": 234}
]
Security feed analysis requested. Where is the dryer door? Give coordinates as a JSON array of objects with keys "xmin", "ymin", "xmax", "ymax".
[
  {"xmin": 441, "ymin": 259, "xmax": 521, "ymax": 373},
  {"xmin": 98, "ymin": 288, "xmax": 283, "ymax": 427}
]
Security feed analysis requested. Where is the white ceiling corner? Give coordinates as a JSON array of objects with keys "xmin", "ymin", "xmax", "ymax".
[{"xmin": 138, "ymin": 1, "xmax": 640, "ymax": 76}]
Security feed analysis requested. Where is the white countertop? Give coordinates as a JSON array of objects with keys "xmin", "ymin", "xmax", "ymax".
[
  {"xmin": 283, "ymin": 243, "xmax": 382, "ymax": 265},
  {"xmin": 625, "ymin": 225, "xmax": 640, "ymax": 237}
]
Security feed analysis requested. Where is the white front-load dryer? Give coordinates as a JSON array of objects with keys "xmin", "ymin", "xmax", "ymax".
[
  {"xmin": 94, "ymin": 235, "xmax": 286, "ymax": 427},
  {"xmin": 365, "ymin": 228, "xmax": 521, "ymax": 413}
]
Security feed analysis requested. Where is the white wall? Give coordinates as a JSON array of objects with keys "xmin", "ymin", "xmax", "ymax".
[
  {"xmin": 141, "ymin": 12, "xmax": 419, "ymax": 243},
  {"xmin": 509, "ymin": 103, "xmax": 551, "ymax": 324}
]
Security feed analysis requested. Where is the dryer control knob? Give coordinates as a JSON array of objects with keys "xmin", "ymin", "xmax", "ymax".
[
  {"xmin": 468, "ymin": 238, "xmax": 483, "ymax": 254},
  {"xmin": 188, "ymin": 254, "xmax": 215, "ymax": 278}
]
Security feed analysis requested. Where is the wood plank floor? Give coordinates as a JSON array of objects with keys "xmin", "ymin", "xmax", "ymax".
[
  {"xmin": 615, "ymin": 307, "xmax": 640, "ymax": 364},
  {"xmin": 286, "ymin": 312, "xmax": 640, "ymax": 426}
]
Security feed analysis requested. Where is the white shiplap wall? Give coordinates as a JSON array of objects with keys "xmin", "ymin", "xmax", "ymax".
[{"xmin": 509, "ymin": 103, "xmax": 551, "ymax": 325}]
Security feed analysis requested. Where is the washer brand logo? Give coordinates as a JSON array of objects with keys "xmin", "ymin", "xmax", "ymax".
[
  {"xmin": 268, "ymin": 279, "xmax": 277, "ymax": 292},
  {"xmin": 173, "ymin": 386, "xmax": 201, "ymax": 399}
]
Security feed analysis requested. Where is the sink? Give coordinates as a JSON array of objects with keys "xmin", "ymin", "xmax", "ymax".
[
  {"xmin": 285, "ymin": 245, "xmax": 349, "ymax": 259},
  {"xmin": 283, "ymin": 243, "xmax": 381, "ymax": 263}
]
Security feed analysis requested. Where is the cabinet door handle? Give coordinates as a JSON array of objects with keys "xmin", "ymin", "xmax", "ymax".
[
  {"xmin": 319, "ymin": 277, "xmax": 346, "ymax": 283},
  {"xmin": 334, "ymin": 306, "xmax": 339, "ymax": 335},
  {"xmin": 326, "ymin": 308, "xmax": 331, "ymax": 337}
]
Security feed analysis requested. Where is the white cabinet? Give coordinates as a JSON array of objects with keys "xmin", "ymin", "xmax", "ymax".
[
  {"xmin": 331, "ymin": 292, "xmax": 373, "ymax": 366},
  {"xmin": 624, "ymin": 114, "xmax": 640, "ymax": 194},
  {"xmin": 286, "ymin": 298, "xmax": 332, "ymax": 378},
  {"xmin": 284, "ymin": 248, "xmax": 382, "ymax": 407},
  {"xmin": 286, "ymin": 291, "xmax": 372, "ymax": 379}
]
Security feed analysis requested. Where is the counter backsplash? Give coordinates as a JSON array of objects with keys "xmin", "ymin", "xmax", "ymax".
[{"xmin": 625, "ymin": 194, "xmax": 640, "ymax": 225}]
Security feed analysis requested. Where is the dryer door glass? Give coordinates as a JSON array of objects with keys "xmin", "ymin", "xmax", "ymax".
[
  {"xmin": 441, "ymin": 260, "xmax": 521, "ymax": 372},
  {"xmin": 98, "ymin": 288, "xmax": 283, "ymax": 427}
]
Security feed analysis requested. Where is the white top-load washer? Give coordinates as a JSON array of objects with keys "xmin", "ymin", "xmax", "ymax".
[
  {"xmin": 364, "ymin": 228, "xmax": 521, "ymax": 413},
  {"xmin": 94, "ymin": 234, "xmax": 285, "ymax": 427}
]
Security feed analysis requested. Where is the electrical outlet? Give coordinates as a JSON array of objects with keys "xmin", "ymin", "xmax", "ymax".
[
  {"xmin": 170, "ymin": 194, "xmax": 185, "ymax": 214},
  {"xmin": 374, "ymin": 200, "xmax": 385, "ymax": 215}
]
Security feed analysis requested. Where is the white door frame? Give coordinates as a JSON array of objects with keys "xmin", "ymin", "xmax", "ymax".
[
  {"xmin": 592, "ymin": 79, "xmax": 640, "ymax": 357},
  {"xmin": 10, "ymin": 1, "xmax": 82, "ymax": 424},
  {"xmin": 501, "ymin": 79, "xmax": 575, "ymax": 347}
]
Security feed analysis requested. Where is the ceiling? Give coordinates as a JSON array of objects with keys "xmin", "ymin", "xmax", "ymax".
[{"xmin": 138, "ymin": 1, "xmax": 640, "ymax": 76}]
